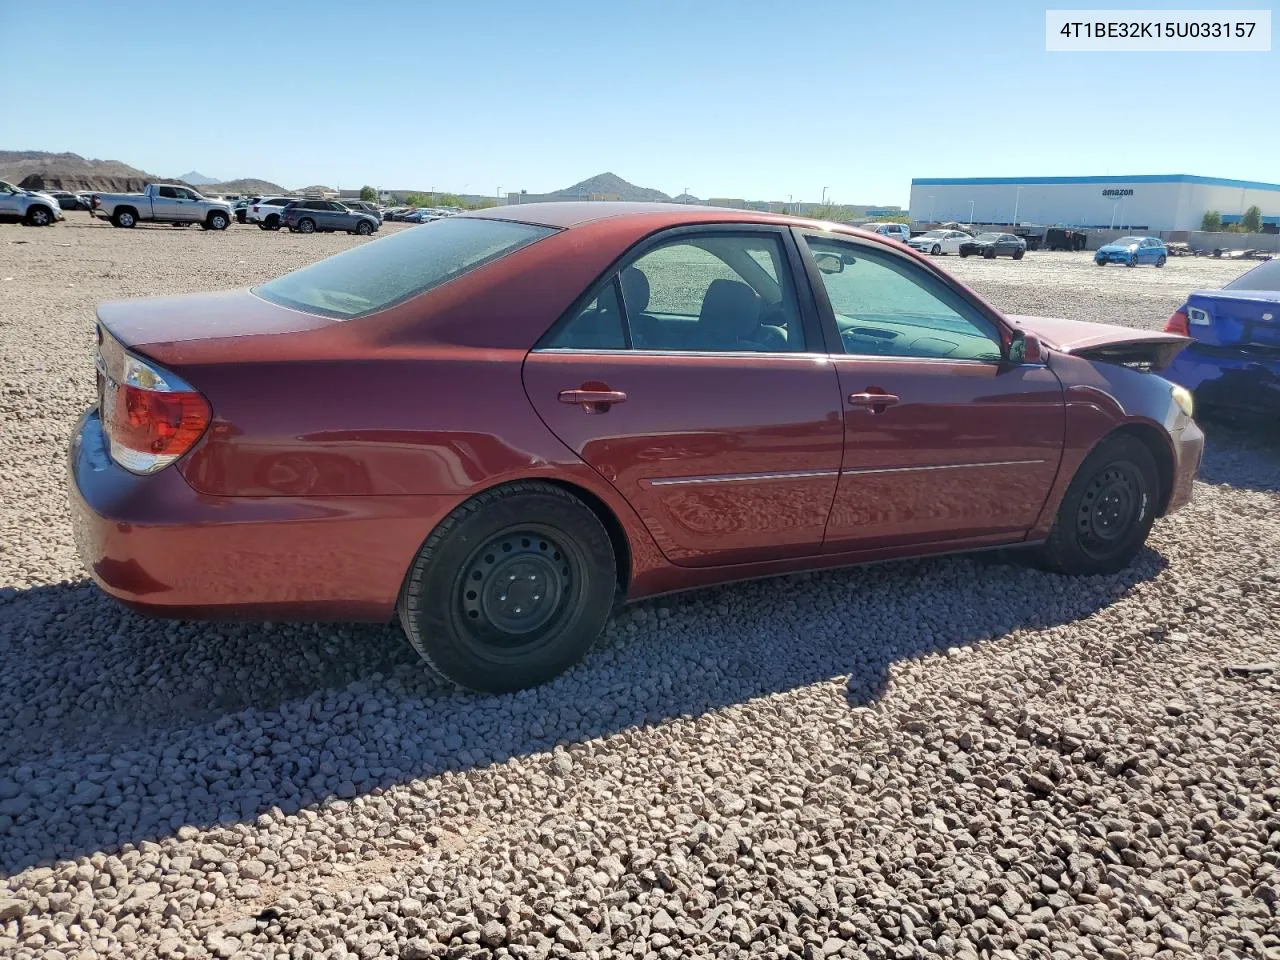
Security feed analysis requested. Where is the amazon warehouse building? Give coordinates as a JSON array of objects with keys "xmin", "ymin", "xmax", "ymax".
[{"xmin": 909, "ymin": 175, "xmax": 1280, "ymax": 233}]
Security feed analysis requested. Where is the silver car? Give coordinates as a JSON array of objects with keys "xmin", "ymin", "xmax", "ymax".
[{"xmin": 0, "ymin": 180, "xmax": 65, "ymax": 226}]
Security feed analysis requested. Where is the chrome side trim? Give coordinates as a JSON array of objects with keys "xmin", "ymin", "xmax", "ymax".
[
  {"xmin": 842, "ymin": 459, "xmax": 1047, "ymax": 477},
  {"xmin": 647, "ymin": 469, "xmax": 840, "ymax": 487}
]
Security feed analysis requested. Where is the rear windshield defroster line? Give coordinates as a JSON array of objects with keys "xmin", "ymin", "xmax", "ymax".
[{"xmin": 253, "ymin": 217, "xmax": 558, "ymax": 320}]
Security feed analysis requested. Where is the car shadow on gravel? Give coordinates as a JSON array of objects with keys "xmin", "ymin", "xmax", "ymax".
[
  {"xmin": 1196, "ymin": 417, "xmax": 1280, "ymax": 492},
  {"xmin": 0, "ymin": 547, "xmax": 1165, "ymax": 874}
]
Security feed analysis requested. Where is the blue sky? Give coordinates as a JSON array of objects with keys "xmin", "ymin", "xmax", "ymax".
[{"xmin": 3, "ymin": 0, "xmax": 1275, "ymax": 205}]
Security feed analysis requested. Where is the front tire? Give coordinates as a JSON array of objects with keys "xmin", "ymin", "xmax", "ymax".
[
  {"xmin": 1156, "ymin": 255, "xmax": 1166, "ymax": 267},
  {"xmin": 205, "ymin": 212, "xmax": 229, "ymax": 230},
  {"xmin": 355, "ymin": 219, "xmax": 373, "ymax": 236},
  {"xmin": 1037, "ymin": 435, "xmax": 1159, "ymax": 576},
  {"xmin": 397, "ymin": 482, "xmax": 617, "ymax": 693},
  {"xmin": 931, "ymin": 244, "xmax": 941, "ymax": 255},
  {"xmin": 1013, "ymin": 249, "xmax": 1025, "ymax": 260},
  {"xmin": 25, "ymin": 206, "xmax": 54, "ymax": 227},
  {"xmin": 983, "ymin": 247, "xmax": 996, "ymax": 259}
]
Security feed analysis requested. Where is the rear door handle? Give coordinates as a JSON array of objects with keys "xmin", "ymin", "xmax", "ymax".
[
  {"xmin": 558, "ymin": 388, "xmax": 628, "ymax": 412},
  {"xmin": 848, "ymin": 391, "xmax": 900, "ymax": 411}
]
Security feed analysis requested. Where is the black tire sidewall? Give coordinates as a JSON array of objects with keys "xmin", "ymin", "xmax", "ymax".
[
  {"xmin": 399, "ymin": 484, "xmax": 616, "ymax": 693},
  {"xmin": 1040, "ymin": 435, "xmax": 1160, "ymax": 575}
]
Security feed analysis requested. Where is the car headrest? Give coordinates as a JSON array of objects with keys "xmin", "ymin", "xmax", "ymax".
[
  {"xmin": 699, "ymin": 279, "xmax": 760, "ymax": 339},
  {"xmin": 620, "ymin": 266, "xmax": 650, "ymax": 314}
]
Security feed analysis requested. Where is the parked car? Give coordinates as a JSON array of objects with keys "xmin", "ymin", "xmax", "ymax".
[
  {"xmin": 1095, "ymin": 236, "xmax": 1167, "ymax": 267},
  {"xmin": 91, "ymin": 184, "xmax": 232, "ymax": 230},
  {"xmin": 1163, "ymin": 257, "xmax": 1280, "ymax": 419},
  {"xmin": 959, "ymin": 232, "xmax": 1027, "ymax": 259},
  {"xmin": 48, "ymin": 190, "xmax": 90, "ymax": 211},
  {"xmin": 247, "ymin": 197, "xmax": 296, "ymax": 230},
  {"xmin": 69, "ymin": 204, "xmax": 1202, "ymax": 693},
  {"xmin": 382, "ymin": 207, "xmax": 413, "ymax": 221},
  {"xmin": 907, "ymin": 228, "xmax": 970, "ymax": 255},
  {"xmin": 342, "ymin": 200, "xmax": 382, "ymax": 220},
  {"xmin": 281, "ymin": 199, "xmax": 379, "ymax": 235},
  {"xmin": 401, "ymin": 208, "xmax": 442, "ymax": 224},
  {"xmin": 0, "ymin": 180, "xmax": 64, "ymax": 226},
  {"xmin": 233, "ymin": 196, "xmax": 262, "ymax": 224},
  {"xmin": 862, "ymin": 222, "xmax": 910, "ymax": 244}
]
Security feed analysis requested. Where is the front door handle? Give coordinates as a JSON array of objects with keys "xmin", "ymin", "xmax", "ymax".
[
  {"xmin": 558, "ymin": 388, "xmax": 628, "ymax": 413},
  {"xmin": 848, "ymin": 391, "xmax": 900, "ymax": 412}
]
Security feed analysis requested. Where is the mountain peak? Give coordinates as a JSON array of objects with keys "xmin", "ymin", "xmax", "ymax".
[
  {"xmin": 178, "ymin": 170, "xmax": 219, "ymax": 185},
  {"xmin": 549, "ymin": 172, "xmax": 670, "ymax": 202}
]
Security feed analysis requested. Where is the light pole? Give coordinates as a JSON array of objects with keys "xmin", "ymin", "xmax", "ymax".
[
  {"xmin": 821, "ymin": 186, "xmax": 829, "ymax": 206},
  {"xmin": 927, "ymin": 195, "xmax": 935, "ymax": 223},
  {"xmin": 1012, "ymin": 186, "xmax": 1023, "ymax": 226},
  {"xmin": 1110, "ymin": 203, "xmax": 1118, "ymax": 230},
  {"xmin": 968, "ymin": 200, "xmax": 975, "ymax": 225},
  {"xmin": 788, "ymin": 193, "xmax": 793, "ymax": 215}
]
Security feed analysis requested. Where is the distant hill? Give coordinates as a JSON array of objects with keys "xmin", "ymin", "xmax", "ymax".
[
  {"xmin": 202, "ymin": 178, "xmax": 290, "ymax": 195},
  {"xmin": 549, "ymin": 172, "xmax": 671, "ymax": 202},
  {"xmin": 178, "ymin": 170, "xmax": 219, "ymax": 185},
  {"xmin": 672, "ymin": 193, "xmax": 701, "ymax": 204},
  {"xmin": 0, "ymin": 150, "xmax": 164, "ymax": 193},
  {"xmin": 296, "ymin": 184, "xmax": 337, "ymax": 196}
]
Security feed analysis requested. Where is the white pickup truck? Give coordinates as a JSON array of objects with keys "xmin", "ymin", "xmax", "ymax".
[{"xmin": 91, "ymin": 184, "xmax": 233, "ymax": 230}]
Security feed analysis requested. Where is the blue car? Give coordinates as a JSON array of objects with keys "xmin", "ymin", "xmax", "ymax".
[
  {"xmin": 1163, "ymin": 256, "xmax": 1280, "ymax": 419},
  {"xmin": 1095, "ymin": 236, "xmax": 1167, "ymax": 267}
]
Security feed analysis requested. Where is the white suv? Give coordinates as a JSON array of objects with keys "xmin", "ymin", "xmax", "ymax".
[
  {"xmin": 863, "ymin": 222, "xmax": 910, "ymax": 244},
  {"xmin": 247, "ymin": 196, "xmax": 296, "ymax": 230}
]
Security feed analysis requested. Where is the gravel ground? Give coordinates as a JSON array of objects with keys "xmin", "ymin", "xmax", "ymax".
[{"xmin": 2, "ymin": 217, "xmax": 1278, "ymax": 960}]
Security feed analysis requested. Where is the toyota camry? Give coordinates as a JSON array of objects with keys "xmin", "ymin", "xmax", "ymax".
[{"xmin": 69, "ymin": 203, "xmax": 1203, "ymax": 692}]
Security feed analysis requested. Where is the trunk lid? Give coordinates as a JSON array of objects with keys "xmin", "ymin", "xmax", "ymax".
[
  {"xmin": 1184, "ymin": 289, "xmax": 1280, "ymax": 350},
  {"xmin": 1006, "ymin": 314, "xmax": 1189, "ymax": 371},
  {"xmin": 96, "ymin": 289, "xmax": 337, "ymax": 366}
]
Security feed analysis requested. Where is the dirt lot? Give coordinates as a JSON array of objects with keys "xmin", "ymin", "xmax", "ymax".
[{"xmin": 1, "ymin": 216, "xmax": 1278, "ymax": 960}]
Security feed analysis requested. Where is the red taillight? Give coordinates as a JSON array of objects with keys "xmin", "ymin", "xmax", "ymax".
[
  {"xmin": 1164, "ymin": 310, "xmax": 1189, "ymax": 336},
  {"xmin": 97, "ymin": 329, "xmax": 211, "ymax": 474}
]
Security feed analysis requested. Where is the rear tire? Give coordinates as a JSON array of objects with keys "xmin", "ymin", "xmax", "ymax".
[
  {"xmin": 265, "ymin": 215, "xmax": 281, "ymax": 230},
  {"xmin": 298, "ymin": 218, "xmax": 316, "ymax": 233},
  {"xmin": 112, "ymin": 208, "xmax": 137, "ymax": 228},
  {"xmin": 397, "ymin": 482, "xmax": 617, "ymax": 693},
  {"xmin": 1036, "ymin": 435, "xmax": 1159, "ymax": 576}
]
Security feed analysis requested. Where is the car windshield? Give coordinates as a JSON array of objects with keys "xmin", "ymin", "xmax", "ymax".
[
  {"xmin": 1113, "ymin": 237, "xmax": 1142, "ymax": 245},
  {"xmin": 1224, "ymin": 258, "xmax": 1280, "ymax": 291},
  {"xmin": 254, "ymin": 216, "xmax": 557, "ymax": 320},
  {"xmin": 975, "ymin": 233, "xmax": 1001, "ymax": 241},
  {"xmin": 920, "ymin": 230, "xmax": 946, "ymax": 238}
]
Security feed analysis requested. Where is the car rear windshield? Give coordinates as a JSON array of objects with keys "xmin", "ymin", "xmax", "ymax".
[
  {"xmin": 253, "ymin": 216, "xmax": 557, "ymax": 319},
  {"xmin": 1225, "ymin": 258, "xmax": 1280, "ymax": 291}
]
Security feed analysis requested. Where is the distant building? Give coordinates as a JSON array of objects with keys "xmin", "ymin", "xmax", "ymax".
[{"xmin": 911, "ymin": 174, "xmax": 1280, "ymax": 231}]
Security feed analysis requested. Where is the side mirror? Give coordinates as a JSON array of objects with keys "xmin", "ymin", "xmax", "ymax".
[
  {"xmin": 814, "ymin": 253, "xmax": 843, "ymax": 275},
  {"xmin": 1009, "ymin": 329, "xmax": 1045, "ymax": 364}
]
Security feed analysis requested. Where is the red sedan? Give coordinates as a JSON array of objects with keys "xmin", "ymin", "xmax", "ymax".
[{"xmin": 69, "ymin": 203, "xmax": 1203, "ymax": 692}]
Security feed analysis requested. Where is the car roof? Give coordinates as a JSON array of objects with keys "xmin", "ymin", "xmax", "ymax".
[{"xmin": 464, "ymin": 200, "xmax": 817, "ymax": 230}]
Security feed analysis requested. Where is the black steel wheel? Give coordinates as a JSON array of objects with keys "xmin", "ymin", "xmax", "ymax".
[
  {"xmin": 397, "ymin": 482, "xmax": 617, "ymax": 693},
  {"xmin": 1037, "ymin": 434, "xmax": 1159, "ymax": 575}
]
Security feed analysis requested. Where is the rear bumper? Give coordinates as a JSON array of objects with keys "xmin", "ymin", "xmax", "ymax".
[
  {"xmin": 1165, "ymin": 345, "xmax": 1280, "ymax": 417},
  {"xmin": 67, "ymin": 409, "xmax": 459, "ymax": 621}
]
